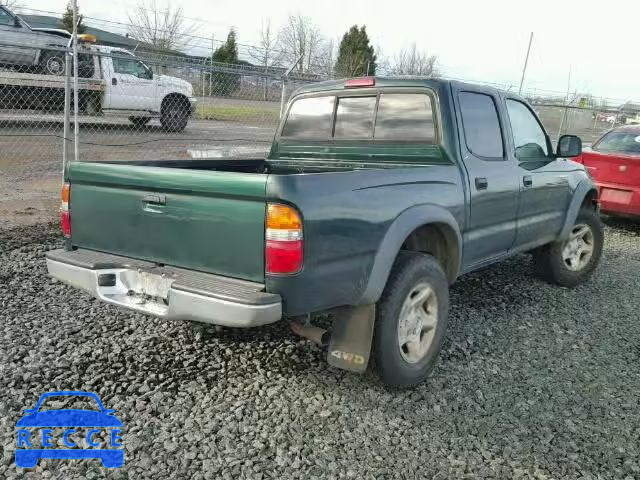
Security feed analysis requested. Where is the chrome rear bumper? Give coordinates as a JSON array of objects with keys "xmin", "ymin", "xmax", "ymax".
[{"xmin": 46, "ymin": 249, "xmax": 282, "ymax": 328}]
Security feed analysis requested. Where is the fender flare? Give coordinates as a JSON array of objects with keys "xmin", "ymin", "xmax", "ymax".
[
  {"xmin": 357, "ymin": 204, "xmax": 462, "ymax": 305},
  {"xmin": 559, "ymin": 180, "xmax": 598, "ymax": 239}
]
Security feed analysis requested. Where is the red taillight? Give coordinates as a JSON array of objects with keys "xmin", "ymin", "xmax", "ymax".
[
  {"xmin": 266, "ymin": 204, "xmax": 303, "ymax": 274},
  {"xmin": 61, "ymin": 210, "xmax": 71, "ymax": 238},
  {"xmin": 345, "ymin": 77, "xmax": 375, "ymax": 88},
  {"xmin": 266, "ymin": 239, "xmax": 303, "ymax": 274},
  {"xmin": 61, "ymin": 183, "xmax": 70, "ymax": 238}
]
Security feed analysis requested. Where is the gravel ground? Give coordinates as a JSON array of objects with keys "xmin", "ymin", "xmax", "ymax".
[{"xmin": 0, "ymin": 219, "xmax": 639, "ymax": 479}]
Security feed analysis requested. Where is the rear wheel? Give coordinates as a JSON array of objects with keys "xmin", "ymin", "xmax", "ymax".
[
  {"xmin": 82, "ymin": 94, "xmax": 101, "ymax": 116},
  {"xmin": 40, "ymin": 50, "xmax": 66, "ymax": 76},
  {"xmin": 160, "ymin": 101, "xmax": 189, "ymax": 132},
  {"xmin": 373, "ymin": 251, "xmax": 449, "ymax": 388},
  {"xmin": 533, "ymin": 208, "xmax": 604, "ymax": 287}
]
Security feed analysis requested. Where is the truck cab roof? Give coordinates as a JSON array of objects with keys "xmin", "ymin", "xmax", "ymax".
[
  {"xmin": 292, "ymin": 77, "xmax": 524, "ymax": 103},
  {"xmin": 89, "ymin": 45, "xmax": 135, "ymax": 56}
]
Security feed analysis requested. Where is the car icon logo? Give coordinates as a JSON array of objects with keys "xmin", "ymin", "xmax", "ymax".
[{"xmin": 15, "ymin": 391, "xmax": 123, "ymax": 468}]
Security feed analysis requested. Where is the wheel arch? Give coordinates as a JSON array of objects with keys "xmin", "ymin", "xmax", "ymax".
[
  {"xmin": 358, "ymin": 205, "xmax": 462, "ymax": 305},
  {"xmin": 559, "ymin": 180, "xmax": 599, "ymax": 240}
]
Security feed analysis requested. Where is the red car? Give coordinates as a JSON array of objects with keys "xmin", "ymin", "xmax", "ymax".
[{"xmin": 576, "ymin": 125, "xmax": 640, "ymax": 218}]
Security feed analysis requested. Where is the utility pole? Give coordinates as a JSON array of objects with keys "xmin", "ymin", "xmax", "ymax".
[
  {"xmin": 209, "ymin": 34, "xmax": 214, "ymax": 96},
  {"xmin": 518, "ymin": 32, "xmax": 533, "ymax": 96},
  {"xmin": 557, "ymin": 66, "xmax": 572, "ymax": 140}
]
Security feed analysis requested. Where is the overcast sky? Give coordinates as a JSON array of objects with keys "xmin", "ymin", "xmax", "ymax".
[{"xmin": 18, "ymin": 0, "xmax": 640, "ymax": 102}]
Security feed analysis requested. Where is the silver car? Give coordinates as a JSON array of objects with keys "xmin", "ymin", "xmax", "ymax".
[{"xmin": 0, "ymin": 6, "xmax": 71, "ymax": 75}]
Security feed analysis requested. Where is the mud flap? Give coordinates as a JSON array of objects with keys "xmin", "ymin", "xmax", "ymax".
[{"xmin": 327, "ymin": 304, "xmax": 375, "ymax": 373}]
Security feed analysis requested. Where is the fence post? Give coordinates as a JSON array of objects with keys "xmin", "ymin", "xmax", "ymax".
[
  {"xmin": 201, "ymin": 58, "xmax": 205, "ymax": 97},
  {"xmin": 62, "ymin": 48, "xmax": 71, "ymax": 180},
  {"xmin": 72, "ymin": 0, "xmax": 79, "ymax": 164},
  {"xmin": 209, "ymin": 34, "xmax": 214, "ymax": 97}
]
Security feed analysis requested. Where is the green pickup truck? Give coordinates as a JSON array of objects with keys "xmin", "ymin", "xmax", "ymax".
[{"xmin": 46, "ymin": 77, "xmax": 604, "ymax": 387}]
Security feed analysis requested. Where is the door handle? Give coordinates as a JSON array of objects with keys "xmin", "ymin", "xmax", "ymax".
[
  {"xmin": 475, "ymin": 177, "xmax": 488, "ymax": 190},
  {"xmin": 142, "ymin": 194, "xmax": 166, "ymax": 205},
  {"xmin": 112, "ymin": 77, "xmax": 117, "ymax": 86},
  {"xmin": 523, "ymin": 175, "xmax": 533, "ymax": 187}
]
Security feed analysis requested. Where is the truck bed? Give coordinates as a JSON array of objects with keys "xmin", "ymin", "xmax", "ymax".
[
  {"xmin": 0, "ymin": 70, "xmax": 103, "ymax": 91},
  {"xmin": 97, "ymin": 158, "xmax": 400, "ymax": 174}
]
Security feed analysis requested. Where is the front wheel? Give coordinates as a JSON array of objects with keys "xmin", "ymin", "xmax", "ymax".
[
  {"xmin": 533, "ymin": 208, "xmax": 604, "ymax": 287},
  {"xmin": 373, "ymin": 251, "xmax": 449, "ymax": 388},
  {"xmin": 160, "ymin": 102, "xmax": 189, "ymax": 132}
]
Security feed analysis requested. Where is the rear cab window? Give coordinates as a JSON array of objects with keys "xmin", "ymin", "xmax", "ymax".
[{"xmin": 280, "ymin": 90, "xmax": 437, "ymax": 143}]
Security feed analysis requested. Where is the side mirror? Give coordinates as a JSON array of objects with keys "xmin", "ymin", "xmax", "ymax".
[
  {"xmin": 23, "ymin": 409, "xmax": 35, "ymax": 415},
  {"xmin": 13, "ymin": 17, "xmax": 22, "ymax": 28},
  {"xmin": 144, "ymin": 66, "xmax": 153, "ymax": 80},
  {"xmin": 557, "ymin": 135, "xmax": 582, "ymax": 157}
]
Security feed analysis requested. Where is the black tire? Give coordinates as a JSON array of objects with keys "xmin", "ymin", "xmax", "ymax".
[
  {"xmin": 373, "ymin": 251, "xmax": 449, "ymax": 388},
  {"xmin": 129, "ymin": 116, "xmax": 151, "ymax": 127},
  {"xmin": 39, "ymin": 50, "xmax": 66, "ymax": 76},
  {"xmin": 82, "ymin": 94, "xmax": 101, "ymax": 116},
  {"xmin": 160, "ymin": 102, "xmax": 189, "ymax": 132},
  {"xmin": 533, "ymin": 208, "xmax": 604, "ymax": 287}
]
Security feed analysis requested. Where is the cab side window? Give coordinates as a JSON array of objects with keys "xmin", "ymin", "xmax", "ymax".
[
  {"xmin": 458, "ymin": 92, "xmax": 504, "ymax": 159},
  {"xmin": 506, "ymin": 99, "xmax": 549, "ymax": 159},
  {"xmin": 113, "ymin": 56, "xmax": 150, "ymax": 79},
  {"xmin": 0, "ymin": 8, "xmax": 14, "ymax": 26}
]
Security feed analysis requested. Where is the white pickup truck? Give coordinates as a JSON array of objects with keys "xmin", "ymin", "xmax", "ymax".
[{"xmin": 0, "ymin": 42, "xmax": 196, "ymax": 132}]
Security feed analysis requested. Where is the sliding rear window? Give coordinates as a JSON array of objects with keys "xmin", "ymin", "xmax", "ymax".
[
  {"xmin": 281, "ymin": 91, "xmax": 436, "ymax": 142},
  {"xmin": 334, "ymin": 96, "xmax": 377, "ymax": 138}
]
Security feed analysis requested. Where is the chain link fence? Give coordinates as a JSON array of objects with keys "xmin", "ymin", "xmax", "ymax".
[
  {"xmin": 0, "ymin": 16, "xmax": 637, "ymax": 225},
  {"xmin": 0, "ymin": 32, "xmax": 321, "ymax": 224}
]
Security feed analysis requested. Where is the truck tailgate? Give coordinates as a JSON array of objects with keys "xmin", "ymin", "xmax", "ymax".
[{"xmin": 68, "ymin": 162, "xmax": 267, "ymax": 282}]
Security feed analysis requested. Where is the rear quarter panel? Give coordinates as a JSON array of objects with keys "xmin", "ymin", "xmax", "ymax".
[{"xmin": 265, "ymin": 164, "xmax": 465, "ymax": 315}]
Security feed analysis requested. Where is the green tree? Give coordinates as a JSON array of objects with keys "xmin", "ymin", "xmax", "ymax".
[
  {"xmin": 334, "ymin": 25, "xmax": 376, "ymax": 78},
  {"xmin": 61, "ymin": 2, "xmax": 86, "ymax": 34},
  {"xmin": 209, "ymin": 29, "xmax": 240, "ymax": 96}
]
